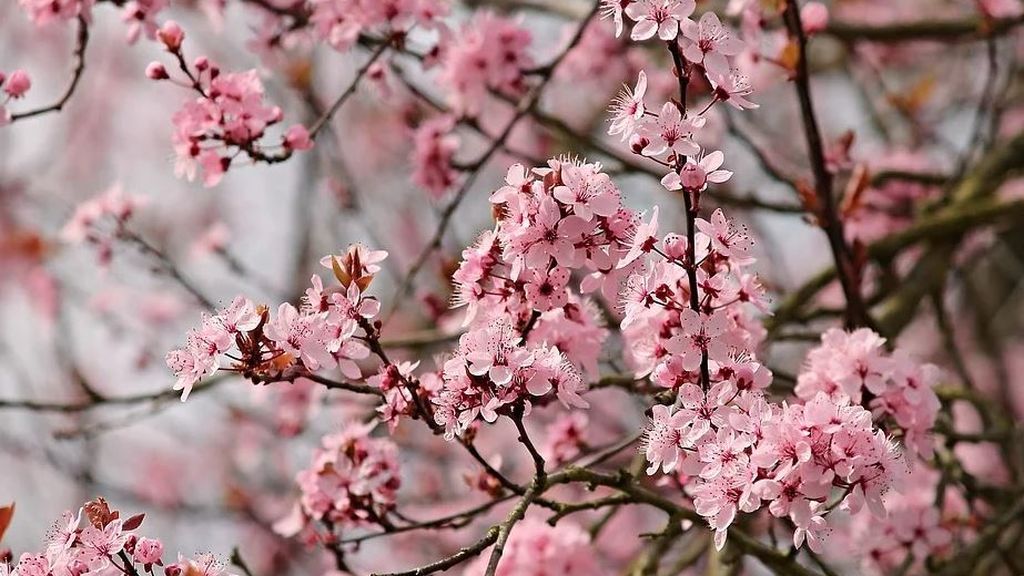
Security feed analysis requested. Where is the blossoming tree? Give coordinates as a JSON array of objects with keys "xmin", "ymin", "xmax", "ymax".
[{"xmin": 1, "ymin": 0, "xmax": 1024, "ymax": 575}]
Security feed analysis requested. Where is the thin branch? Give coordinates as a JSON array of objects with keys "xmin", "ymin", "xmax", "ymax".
[
  {"xmin": 385, "ymin": 2, "xmax": 600, "ymax": 321},
  {"xmin": 10, "ymin": 16, "xmax": 89, "ymax": 122},
  {"xmin": 782, "ymin": 0, "xmax": 872, "ymax": 330},
  {"xmin": 308, "ymin": 42, "xmax": 390, "ymax": 138}
]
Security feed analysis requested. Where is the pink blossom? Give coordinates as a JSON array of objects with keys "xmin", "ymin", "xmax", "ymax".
[
  {"xmin": 283, "ymin": 124, "xmax": 313, "ymax": 151},
  {"xmin": 709, "ymin": 71, "xmax": 758, "ymax": 110},
  {"xmin": 463, "ymin": 518, "xmax": 608, "ymax": 576},
  {"xmin": 624, "ymin": 0, "xmax": 696, "ymax": 41},
  {"xmin": 665, "ymin": 308, "xmax": 733, "ymax": 370},
  {"xmin": 437, "ymin": 12, "xmax": 533, "ymax": 116},
  {"xmin": 17, "ymin": 0, "xmax": 93, "ymax": 26},
  {"xmin": 524, "ymin": 266, "xmax": 571, "ymax": 311},
  {"xmin": 3, "ymin": 70, "xmax": 31, "ymax": 99},
  {"xmin": 661, "ymin": 150, "xmax": 732, "ymax": 192},
  {"xmin": 695, "ymin": 208, "xmax": 752, "ymax": 264},
  {"xmin": 680, "ymin": 11, "xmax": 744, "ymax": 76},
  {"xmin": 608, "ymin": 71, "xmax": 648, "ymax": 141},
  {"xmin": 121, "ymin": 0, "xmax": 169, "ymax": 43},
  {"xmin": 290, "ymin": 423, "xmax": 401, "ymax": 531},
  {"xmin": 618, "ymin": 206, "xmax": 659, "ymax": 268},
  {"xmin": 800, "ymin": 2, "xmax": 830, "ymax": 35},
  {"xmin": 132, "ymin": 537, "xmax": 164, "ymax": 565},
  {"xmin": 638, "ymin": 101, "xmax": 701, "ymax": 157},
  {"xmin": 265, "ymin": 304, "xmax": 335, "ymax": 372},
  {"xmin": 411, "ymin": 115, "xmax": 460, "ymax": 199}
]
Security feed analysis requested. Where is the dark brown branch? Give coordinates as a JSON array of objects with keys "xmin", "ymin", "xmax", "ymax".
[
  {"xmin": 10, "ymin": 16, "xmax": 89, "ymax": 122},
  {"xmin": 782, "ymin": 0, "xmax": 872, "ymax": 330}
]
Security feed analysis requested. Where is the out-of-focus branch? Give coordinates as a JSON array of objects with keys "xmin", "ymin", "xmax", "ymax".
[
  {"xmin": 770, "ymin": 133, "xmax": 1024, "ymax": 336},
  {"xmin": 0, "ymin": 376, "xmax": 225, "ymax": 413},
  {"xmin": 825, "ymin": 13, "xmax": 1024, "ymax": 43}
]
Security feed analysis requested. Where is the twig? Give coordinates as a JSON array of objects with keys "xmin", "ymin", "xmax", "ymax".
[
  {"xmin": 10, "ymin": 16, "xmax": 89, "ymax": 122},
  {"xmin": 782, "ymin": 0, "xmax": 872, "ymax": 330}
]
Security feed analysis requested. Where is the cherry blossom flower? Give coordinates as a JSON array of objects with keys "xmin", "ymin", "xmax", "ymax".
[
  {"xmin": 552, "ymin": 162, "xmax": 620, "ymax": 221},
  {"xmin": 435, "ymin": 319, "xmax": 588, "ymax": 439},
  {"xmin": 624, "ymin": 0, "xmax": 696, "ymax": 42},
  {"xmin": 618, "ymin": 206, "xmax": 659, "ymax": 268},
  {"xmin": 599, "ymin": 0, "xmax": 628, "ymax": 37},
  {"xmin": 3, "ymin": 70, "xmax": 31, "ymax": 99},
  {"xmin": 524, "ymin": 266, "xmax": 571, "ymax": 311},
  {"xmin": 665, "ymin": 308, "xmax": 733, "ymax": 370},
  {"xmin": 411, "ymin": 115, "xmax": 460, "ymax": 199},
  {"xmin": 608, "ymin": 71, "xmax": 648, "ymax": 141},
  {"xmin": 437, "ymin": 12, "xmax": 533, "ymax": 116},
  {"xmin": 639, "ymin": 101, "xmax": 701, "ymax": 157},
  {"xmin": 120, "ymin": 0, "xmax": 168, "ymax": 43},
  {"xmin": 289, "ymin": 423, "xmax": 401, "ymax": 532},
  {"xmin": 661, "ymin": 150, "xmax": 732, "ymax": 192},
  {"xmin": 709, "ymin": 71, "xmax": 758, "ymax": 110},
  {"xmin": 17, "ymin": 0, "xmax": 93, "ymax": 26},
  {"xmin": 680, "ymin": 11, "xmax": 744, "ymax": 76},
  {"xmin": 463, "ymin": 518, "xmax": 608, "ymax": 576},
  {"xmin": 695, "ymin": 208, "xmax": 753, "ymax": 264}
]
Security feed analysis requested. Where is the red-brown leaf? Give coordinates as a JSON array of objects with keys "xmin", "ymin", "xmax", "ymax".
[{"xmin": 0, "ymin": 502, "xmax": 15, "ymax": 543}]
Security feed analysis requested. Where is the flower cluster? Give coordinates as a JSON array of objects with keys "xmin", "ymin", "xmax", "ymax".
[
  {"xmin": 148, "ymin": 22, "xmax": 312, "ymax": 187},
  {"xmin": 437, "ymin": 12, "xmax": 533, "ymax": 116},
  {"xmin": 463, "ymin": 518, "xmax": 607, "ymax": 576},
  {"xmin": 448, "ymin": 160, "xmax": 629, "ymax": 380},
  {"xmin": 433, "ymin": 318, "xmax": 588, "ymax": 439},
  {"xmin": 309, "ymin": 0, "xmax": 448, "ymax": 52},
  {"xmin": 17, "ymin": 0, "xmax": 93, "ymax": 27},
  {"xmin": 411, "ymin": 114, "xmax": 460, "ymax": 199},
  {"xmin": 166, "ymin": 244, "xmax": 384, "ymax": 400},
  {"xmin": 835, "ymin": 466, "xmax": 960, "ymax": 575},
  {"xmin": 0, "ymin": 497, "xmax": 230, "ymax": 576},
  {"xmin": 0, "ymin": 69, "xmax": 32, "ymax": 125},
  {"xmin": 61, "ymin": 184, "xmax": 147, "ymax": 266},
  {"xmin": 619, "ymin": 208, "xmax": 768, "ymax": 387},
  {"xmin": 542, "ymin": 412, "xmax": 589, "ymax": 466},
  {"xmin": 796, "ymin": 328, "xmax": 942, "ymax": 457},
  {"xmin": 287, "ymin": 422, "xmax": 401, "ymax": 535},
  {"xmin": 646, "ymin": 389, "xmax": 904, "ymax": 551}
]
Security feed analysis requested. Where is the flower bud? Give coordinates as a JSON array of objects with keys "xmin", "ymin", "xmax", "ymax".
[
  {"xmin": 158, "ymin": 21, "xmax": 184, "ymax": 51},
  {"xmin": 146, "ymin": 62, "xmax": 169, "ymax": 80},
  {"xmin": 801, "ymin": 2, "xmax": 829, "ymax": 35},
  {"xmin": 283, "ymin": 124, "xmax": 313, "ymax": 151},
  {"xmin": 4, "ymin": 70, "xmax": 31, "ymax": 99}
]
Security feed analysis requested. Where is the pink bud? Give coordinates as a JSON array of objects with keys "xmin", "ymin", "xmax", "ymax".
[
  {"xmin": 679, "ymin": 163, "xmax": 707, "ymax": 190},
  {"xmin": 284, "ymin": 125, "xmax": 313, "ymax": 151},
  {"xmin": 801, "ymin": 2, "xmax": 829, "ymax": 35},
  {"xmin": 133, "ymin": 537, "xmax": 164, "ymax": 565},
  {"xmin": 193, "ymin": 56, "xmax": 209, "ymax": 71},
  {"xmin": 146, "ymin": 62, "xmax": 169, "ymax": 80},
  {"xmin": 629, "ymin": 134, "xmax": 649, "ymax": 155},
  {"xmin": 0, "ymin": 71, "xmax": 6, "ymax": 86},
  {"xmin": 4, "ymin": 70, "xmax": 31, "ymax": 99},
  {"xmin": 158, "ymin": 20, "xmax": 184, "ymax": 51}
]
